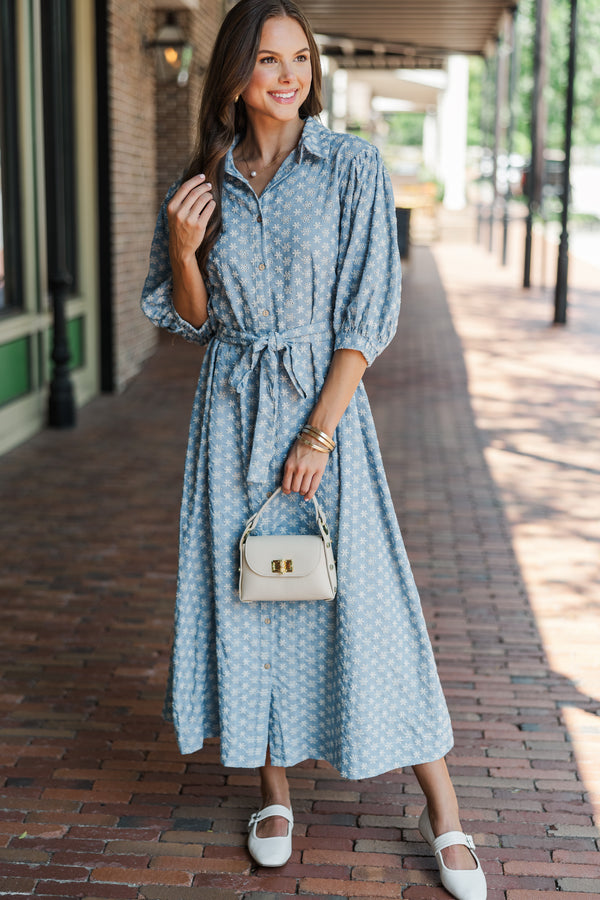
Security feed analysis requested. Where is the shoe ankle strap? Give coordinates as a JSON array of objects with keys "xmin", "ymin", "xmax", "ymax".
[
  {"xmin": 249, "ymin": 804, "xmax": 293, "ymax": 828},
  {"xmin": 432, "ymin": 830, "xmax": 476, "ymax": 854}
]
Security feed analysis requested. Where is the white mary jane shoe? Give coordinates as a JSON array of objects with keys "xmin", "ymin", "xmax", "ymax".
[
  {"xmin": 247, "ymin": 803, "xmax": 294, "ymax": 867},
  {"xmin": 419, "ymin": 806, "xmax": 487, "ymax": 900}
]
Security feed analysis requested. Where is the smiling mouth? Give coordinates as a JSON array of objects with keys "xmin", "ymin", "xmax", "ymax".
[{"xmin": 269, "ymin": 90, "xmax": 298, "ymax": 102}]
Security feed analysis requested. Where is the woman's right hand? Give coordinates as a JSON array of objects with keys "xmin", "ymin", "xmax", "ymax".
[{"xmin": 167, "ymin": 174, "xmax": 216, "ymax": 264}]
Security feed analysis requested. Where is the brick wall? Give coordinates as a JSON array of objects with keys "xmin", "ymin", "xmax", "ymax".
[
  {"xmin": 107, "ymin": 0, "xmax": 222, "ymax": 392},
  {"xmin": 156, "ymin": 2, "xmax": 222, "ymax": 209},
  {"xmin": 108, "ymin": 0, "xmax": 157, "ymax": 390}
]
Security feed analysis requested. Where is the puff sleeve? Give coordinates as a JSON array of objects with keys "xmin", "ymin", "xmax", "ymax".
[
  {"xmin": 140, "ymin": 183, "xmax": 216, "ymax": 345},
  {"xmin": 333, "ymin": 145, "xmax": 402, "ymax": 365}
]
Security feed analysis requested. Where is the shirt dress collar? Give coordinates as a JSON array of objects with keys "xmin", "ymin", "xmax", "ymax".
[{"xmin": 224, "ymin": 115, "xmax": 331, "ymax": 180}]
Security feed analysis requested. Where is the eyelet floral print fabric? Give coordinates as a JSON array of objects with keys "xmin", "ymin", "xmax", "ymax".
[{"xmin": 141, "ymin": 117, "xmax": 453, "ymax": 778}]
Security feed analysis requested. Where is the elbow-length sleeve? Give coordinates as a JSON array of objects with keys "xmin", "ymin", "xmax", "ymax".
[
  {"xmin": 140, "ymin": 184, "xmax": 216, "ymax": 345},
  {"xmin": 333, "ymin": 145, "xmax": 402, "ymax": 366}
]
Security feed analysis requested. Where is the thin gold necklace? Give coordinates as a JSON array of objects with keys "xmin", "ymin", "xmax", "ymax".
[{"xmin": 240, "ymin": 144, "xmax": 295, "ymax": 179}]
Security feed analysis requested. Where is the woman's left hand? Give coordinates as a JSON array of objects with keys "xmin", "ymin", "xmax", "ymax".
[
  {"xmin": 281, "ymin": 349, "xmax": 365, "ymax": 501},
  {"xmin": 282, "ymin": 439, "xmax": 330, "ymax": 501}
]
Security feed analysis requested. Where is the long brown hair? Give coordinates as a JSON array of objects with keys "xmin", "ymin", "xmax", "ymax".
[{"xmin": 185, "ymin": 0, "xmax": 323, "ymax": 276}]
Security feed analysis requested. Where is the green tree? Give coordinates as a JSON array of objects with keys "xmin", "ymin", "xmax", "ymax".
[
  {"xmin": 468, "ymin": 0, "xmax": 600, "ymax": 152},
  {"xmin": 385, "ymin": 112, "xmax": 425, "ymax": 147},
  {"xmin": 573, "ymin": 0, "xmax": 600, "ymax": 146},
  {"xmin": 467, "ymin": 56, "xmax": 485, "ymax": 146}
]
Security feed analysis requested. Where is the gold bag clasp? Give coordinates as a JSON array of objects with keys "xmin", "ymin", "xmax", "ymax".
[{"xmin": 271, "ymin": 559, "xmax": 293, "ymax": 574}]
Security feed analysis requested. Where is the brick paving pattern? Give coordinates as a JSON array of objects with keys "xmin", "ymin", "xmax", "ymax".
[{"xmin": 1, "ymin": 211, "xmax": 599, "ymax": 897}]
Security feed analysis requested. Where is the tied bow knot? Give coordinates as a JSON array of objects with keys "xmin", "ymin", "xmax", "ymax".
[
  {"xmin": 217, "ymin": 320, "xmax": 333, "ymax": 483},
  {"xmin": 266, "ymin": 332, "xmax": 287, "ymax": 352}
]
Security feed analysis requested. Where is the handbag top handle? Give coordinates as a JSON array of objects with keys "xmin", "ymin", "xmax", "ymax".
[{"xmin": 240, "ymin": 487, "xmax": 331, "ymax": 546}]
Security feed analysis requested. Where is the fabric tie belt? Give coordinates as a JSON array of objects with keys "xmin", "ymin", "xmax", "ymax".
[{"xmin": 216, "ymin": 320, "xmax": 334, "ymax": 483}]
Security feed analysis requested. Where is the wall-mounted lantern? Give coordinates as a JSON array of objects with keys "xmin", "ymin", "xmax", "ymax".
[{"xmin": 148, "ymin": 13, "xmax": 193, "ymax": 86}]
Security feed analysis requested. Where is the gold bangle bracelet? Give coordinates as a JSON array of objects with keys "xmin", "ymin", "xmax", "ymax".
[
  {"xmin": 297, "ymin": 436, "xmax": 330, "ymax": 453},
  {"xmin": 301, "ymin": 426, "xmax": 335, "ymax": 450},
  {"xmin": 300, "ymin": 432, "xmax": 335, "ymax": 452},
  {"xmin": 303, "ymin": 424, "xmax": 334, "ymax": 445}
]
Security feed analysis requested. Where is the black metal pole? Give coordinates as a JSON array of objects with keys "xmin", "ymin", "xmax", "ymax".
[
  {"xmin": 48, "ymin": 270, "xmax": 75, "ymax": 426},
  {"xmin": 47, "ymin": 0, "xmax": 76, "ymax": 427},
  {"xmin": 554, "ymin": 0, "xmax": 577, "ymax": 325},
  {"xmin": 502, "ymin": 7, "xmax": 518, "ymax": 266},
  {"xmin": 524, "ymin": 0, "xmax": 548, "ymax": 287}
]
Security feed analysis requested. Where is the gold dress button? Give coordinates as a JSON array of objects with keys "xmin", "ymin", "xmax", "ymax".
[
  {"xmin": 264, "ymin": 617, "xmax": 271, "ymax": 624},
  {"xmin": 262, "ymin": 309, "xmax": 270, "ymax": 316},
  {"xmin": 258, "ymin": 263, "xmax": 266, "ymax": 271},
  {"xmin": 264, "ymin": 662, "xmax": 271, "ymax": 669}
]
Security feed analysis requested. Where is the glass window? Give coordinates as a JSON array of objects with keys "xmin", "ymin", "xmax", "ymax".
[{"xmin": 0, "ymin": 0, "xmax": 23, "ymax": 313}]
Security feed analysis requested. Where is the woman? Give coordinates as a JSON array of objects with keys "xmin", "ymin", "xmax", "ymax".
[{"xmin": 141, "ymin": 1, "xmax": 486, "ymax": 897}]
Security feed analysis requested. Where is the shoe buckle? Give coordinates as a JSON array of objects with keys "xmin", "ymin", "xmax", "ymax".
[
  {"xmin": 248, "ymin": 812, "xmax": 260, "ymax": 828},
  {"xmin": 465, "ymin": 833, "xmax": 476, "ymax": 850}
]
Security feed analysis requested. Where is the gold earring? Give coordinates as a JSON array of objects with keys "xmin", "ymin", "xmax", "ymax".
[{"xmin": 234, "ymin": 94, "xmax": 239, "ymax": 103}]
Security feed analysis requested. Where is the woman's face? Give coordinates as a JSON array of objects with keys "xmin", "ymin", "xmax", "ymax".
[{"xmin": 241, "ymin": 16, "xmax": 312, "ymax": 125}]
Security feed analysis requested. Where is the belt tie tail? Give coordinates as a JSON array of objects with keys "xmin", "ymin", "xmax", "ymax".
[{"xmin": 217, "ymin": 321, "xmax": 333, "ymax": 483}]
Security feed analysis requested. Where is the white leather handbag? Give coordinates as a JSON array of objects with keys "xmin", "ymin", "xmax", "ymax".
[{"xmin": 238, "ymin": 487, "xmax": 337, "ymax": 602}]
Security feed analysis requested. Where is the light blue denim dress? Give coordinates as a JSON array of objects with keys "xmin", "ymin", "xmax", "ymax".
[{"xmin": 141, "ymin": 117, "xmax": 453, "ymax": 779}]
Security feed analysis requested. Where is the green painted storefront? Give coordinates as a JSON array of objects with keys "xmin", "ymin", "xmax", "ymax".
[{"xmin": 0, "ymin": 0, "xmax": 99, "ymax": 453}]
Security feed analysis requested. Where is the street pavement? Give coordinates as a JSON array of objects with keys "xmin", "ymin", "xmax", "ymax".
[{"xmin": 0, "ymin": 208, "xmax": 598, "ymax": 898}]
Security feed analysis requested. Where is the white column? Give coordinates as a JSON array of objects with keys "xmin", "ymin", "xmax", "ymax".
[
  {"xmin": 346, "ymin": 79, "xmax": 372, "ymax": 125},
  {"xmin": 422, "ymin": 109, "xmax": 438, "ymax": 176},
  {"xmin": 439, "ymin": 55, "xmax": 469, "ymax": 210},
  {"xmin": 332, "ymin": 68, "xmax": 348, "ymax": 133}
]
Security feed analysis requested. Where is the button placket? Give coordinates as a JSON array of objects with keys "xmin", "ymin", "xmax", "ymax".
[
  {"xmin": 260, "ymin": 602, "xmax": 275, "ymax": 676},
  {"xmin": 256, "ymin": 219, "xmax": 272, "ymax": 319}
]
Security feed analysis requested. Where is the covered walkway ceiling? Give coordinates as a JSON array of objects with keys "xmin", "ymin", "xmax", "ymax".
[{"xmin": 297, "ymin": 1, "xmax": 517, "ymax": 67}]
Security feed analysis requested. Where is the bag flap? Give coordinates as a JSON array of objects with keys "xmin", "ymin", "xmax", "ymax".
[{"xmin": 244, "ymin": 535, "xmax": 324, "ymax": 578}]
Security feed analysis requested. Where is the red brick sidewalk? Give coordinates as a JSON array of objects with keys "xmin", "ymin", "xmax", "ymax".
[{"xmin": 0, "ymin": 214, "xmax": 599, "ymax": 898}]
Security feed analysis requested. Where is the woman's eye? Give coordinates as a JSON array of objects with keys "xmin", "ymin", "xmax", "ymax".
[{"xmin": 258, "ymin": 54, "xmax": 309, "ymax": 64}]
